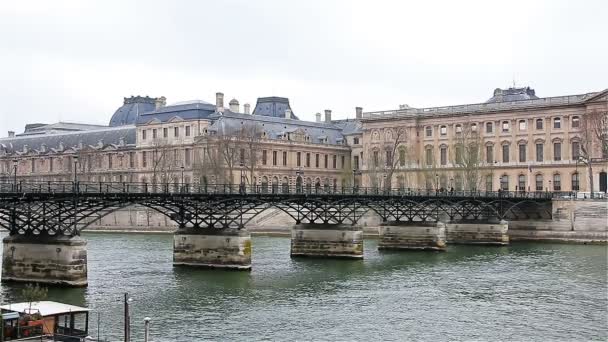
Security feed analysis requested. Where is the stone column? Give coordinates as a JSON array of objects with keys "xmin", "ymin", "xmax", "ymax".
[
  {"xmin": 173, "ymin": 228, "xmax": 252, "ymax": 270},
  {"xmin": 290, "ymin": 224, "xmax": 363, "ymax": 259},
  {"xmin": 378, "ymin": 221, "xmax": 446, "ymax": 251},
  {"xmin": 446, "ymin": 220, "xmax": 509, "ymax": 245},
  {"xmin": 2, "ymin": 235, "xmax": 88, "ymax": 286}
]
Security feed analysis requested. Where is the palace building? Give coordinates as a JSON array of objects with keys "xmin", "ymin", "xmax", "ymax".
[{"xmin": 0, "ymin": 87, "xmax": 606, "ymax": 197}]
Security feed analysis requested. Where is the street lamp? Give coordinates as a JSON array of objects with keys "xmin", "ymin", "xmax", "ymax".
[
  {"xmin": 73, "ymin": 155, "xmax": 79, "ymax": 184},
  {"xmin": 180, "ymin": 165, "xmax": 185, "ymax": 193},
  {"xmin": 239, "ymin": 162, "xmax": 244, "ymax": 193},
  {"xmin": 143, "ymin": 317, "xmax": 151, "ymax": 342},
  {"xmin": 124, "ymin": 293, "xmax": 133, "ymax": 342},
  {"xmin": 12, "ymin": 159, "xmax": 18, "ymax": 189},
  {"xmin": 435, "ymin": 173, "xmax": 439, "ymax": 192}
]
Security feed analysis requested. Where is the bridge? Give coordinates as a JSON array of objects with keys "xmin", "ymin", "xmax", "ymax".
[{"xmin": 0, "ymin": 181, "xmax": 558, "ymax": 287}]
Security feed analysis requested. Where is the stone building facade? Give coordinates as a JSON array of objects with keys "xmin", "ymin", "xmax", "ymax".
[{"xmin": 359, "ymin": 87, "xmax": 608, "ymax": 194}]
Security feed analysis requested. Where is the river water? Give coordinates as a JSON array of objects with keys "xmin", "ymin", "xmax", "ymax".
[{"xmin": 0, "ymin": 233, "xmax": 606, "ymax": 341}]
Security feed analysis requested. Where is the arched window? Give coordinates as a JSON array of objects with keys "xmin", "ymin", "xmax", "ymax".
[
  {"xmin": 500, "ymin": 175, "xmax": 509, "ymax": 191},
  {"xmin": 553, "ymin": 174, "xmax": 561, "ymax": 191},
  {"xmin": 518, "ymin": 119, "xmax": 527, "ymax": 131},
  {"xmin": 535, "ymin": 174, "xmax": 543, "ymax": 191},
  {"xmin": 536, "ymin": 118, "xmax": 543, "ymax": 130},
  {"xmin": 282, "ymin": 176, "xmax": 289, "ymax": 193},
  {"xmin": 502, "ymin": 121, "xmax": 510, "ymax": 132},
  {"xmin": 572, "ymin": 116, "xmax": 580, "ymax": 128},
  {"xmin": 261, "ymin": 176, "xmax": 269, "ymax": 194},
  {"xmin": 571, "ymin": 173, "xmax": 579, "ymax": 191},
  {"xmin": 272, "ymin": 176, "xmax": 279, "ymax": 193},
  {"xmin": 518, "ymin": 174, "xmax": 526, "ymax": 191},
  {"xmin": 455, "ymin": 124, "xmax": 462, "ymax": 134},
  {"xmin": 553, "ymin": 117, "xmax": 561, "ymax": 129},
  {"xmin": 440, "ymin": 125, "xmax": 447, "ymax": 136},
  {"xmin": 296, "ymin": 176, "xmax": 303, "ymax": 193}
]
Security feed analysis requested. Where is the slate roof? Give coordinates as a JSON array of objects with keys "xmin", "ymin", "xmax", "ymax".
[
  {"xmin": 136, "ymin": 101, "xmax": 216, "ymax": 124},
  {"xmin": 109, "ymin": 96, "xmax": 158, "ymax": 127},
  {"xmin": 333, "ymin": 119, "xmax": 362, "ymax": 135},
  {"xmin": 208, "ymin": 112, "xmax": 345, "ymax": 145},
  {"xmin": 252, "ymin": 97, "xmax": 299, "ymax": 120},
  {"xmin": 0, "ymin": 126, "xmax": 135, "ymax": 155},
  {"xmin": 486, "ymin": 87, "xmax": 539, "ymax": 103},
  {"xmin": 18, "ymin": 122, "xmax": 108, "ymax": 136}
]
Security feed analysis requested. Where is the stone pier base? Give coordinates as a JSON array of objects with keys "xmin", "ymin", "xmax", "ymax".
[
  {"xmin": 378, "ymin": 221, "xmax": 446, "ymax": 251},
  {"xmin": 290, "ymin": 224, "xmax": 363, "ymax": 259},
  {"xmin": 446, "ymin": 220, "xmax": 509, "ymax": 245},
  {"xmin": 173, "ymin": 228, "xmax": 252, "ymax": 270},
  {"xmin": 2, "ymin": 235, "xmax": 88, "ymax": 287}
]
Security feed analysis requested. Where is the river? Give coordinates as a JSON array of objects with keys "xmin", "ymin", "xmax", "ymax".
[{"xmin": 0, "ymin": 233, "xmax": 606, "ymax": 341}]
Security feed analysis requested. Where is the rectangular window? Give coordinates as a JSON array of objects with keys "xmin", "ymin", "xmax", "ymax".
[
  {"xmin": 572, "ymin": 142, "xmax": 580, "ymax": 160},
  {"xmin": 536, "ymin": 175, "xmax": 543, "ymax": 191},
  {"xmin": 425, "ymin": 126, "xmax": 432, "ymax": 137},
  {"xmin": 306, "ymin": 153, "xmax": 310, "ymax": 167},
  {"xmin": 572, "ymin": 116, "xmax": 580, "ymax": 128},
  {"xmin": 315, "ymin": 154, "xmax": 319, "ymax": 168},
  {"xmin": 553, "ymin": 118, "xmax": 561, "ymax": 129},
  {"xmin": 49, "ymin": 157, "xmax": 54, "ymax": 172},
  {"xmin": 553, "ymin": 174, "xmax": 561, "ymax": 191},
  {"xmin": 239, "ymin": 149, "xmax": 245, "ymax": 164},
  {"xmin": 536, "ymin": 119, "xmax": 543, "ymax": 130},
  {"xmin": 455, "ymin": 146, "xmax": 463, "ymax": 164},
  {"xmin": 185, "ymin": 126, "xmax": 191, "ymax": 136},
  {"xmin": 502, "ymin": 145, "xmax": 509, "ymax": 163},
  {"xmin": 31, "ymin": 159, "xmax": 35, "ymax": 173},
  {"xmin": 486, "ymin": 122, "xmax": 493, "ymax": 133},
  {"xmin": 554, "ymin": 143, "xmax": 561, "ymax": 161},
  {"xmin": 440, "ymin": 147, "xmax": 447, "ymax": 165},
  {"xmin": 262, "ymin": 150, "xmax": 267, "ymax": 165},
  {"xmin": 341, "ymin": 155, "xmax": 345, "ymax": 169},
  {"xmin": 296, "ymin": 152, "xmax": 301, "ymax": 167},
  {"xmin": 425, "ymin": 148, "xmax": 433, "ymax": 166},
  {"xmin": 332, "ymin": 155, "xmax": 337, "ymax": 169},
  {"xmin": 353, "ymin": 137, "xmax": 360, "ymax": 145},
  {"xmin": 486, "ymin": 175, "xmax": 493, "ymax": 191},
  {"xmin": 519, "ymin": 144, "xmax": 526, "ymax": 163},
  {"xmin": 283, "ymin": 151, "xmax": 287, "ymax": 166},
  {"xmin": 142, "ymin": 151, "xmax": 147, "ymax": 168},
  {"xmin": 142, "ymin": 130, "xmax": 147, "ymax": 140},
  {"xmin": 486, "ymin": 145, "xmax": 493, "ymax": 164},
  {"xmin": 272, "ymin": 151, "xmax": 277, "ymax": 166},
  {"xmin": 354, "ymin": 155, "xmax": 360, "ymax": 170},
  {"xmin": 129, "ymin": 152, "xmax": 135, "ymax": 168},
  {"xmin": 373, "ymin": 151, "xmax": 379, "ymax": 167},
  {"xmin": 385, "ymin": 150, "xmax": 392, "ymax": 166},
  {"xmin": 174, "ymin": 127, "xmax": 179, "ymax": 137},
  {"xmin": 324, "ymin": 154, "xmax": 328, "ymax": 168},
  {"xmin": 519, "ymin": 120, "xmax": 527, "ymax": 131},
  {"xmin": 502, "ymin": 121, "xmax": 510, "ymax": 132},
  {"xmin": 163, "ymin": 128, "xmax": 168, "ymax": 138},
  {"xmin": 152, "ymin": 129, "xmax": 157, "ymax": 139},
  {"xmin": 185, "ymin": 148, "xmax": 191, "ymax": 166},
  {"xmin": 440, "ymin": 126, "xmax": 447, "ymax": 136},
  {"xmin": 108, "ymin": 154, "xmax": 113, "ymax": 169},
  {"xmin": 536, "ymin": 143, "xmax": 544, "ymax": 162}
]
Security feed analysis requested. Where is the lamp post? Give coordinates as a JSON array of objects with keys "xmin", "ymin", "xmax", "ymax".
[
  {"xmin": 239, "ymin": 162, "xmax": 244, "ymax": 194},
  {"xmin": 180, "ymin": 165, "xmax": 185, "ymax": 192},
  {"xmin": 124, "ymin": 293, "xmax": 133, "ymax": 342},
  {"xmin": 73, "ymin": 155, "xmax": 79, "ymax": 184},
  {"xmin": 12, "ymin": 159, "xmax": 18, "ymax": 190},
  {"xmin": 575, "ymin": 157, "xmax": 580, "ymax": 195},
  {"xmin": 143, "ymin": 317, "xmax": 151, "ymax": 342},
  {"xmin": 435, "ymin": 173, "xmax": 439, "ymax": 192}
]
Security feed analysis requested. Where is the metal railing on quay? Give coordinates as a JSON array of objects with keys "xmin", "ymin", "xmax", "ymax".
[{"xmin": 0, "ymin": 181, "xmax": 578, "ymax": 200}]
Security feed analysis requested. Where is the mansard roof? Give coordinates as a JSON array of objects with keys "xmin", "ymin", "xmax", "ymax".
[
  {"xmin": 109, "ymin": 96, "xmax": 158, "ymax": 127},
  {"xmin": 486, "ymin": 87, "xmax": 539, "ymax": 103},
  {"xmin": 0, "ymin": 126, "xmax": 135, "ymax": 156},
  {"xmin": 207, "ymin": 111, "xmax": 345, "ymax": 145},
  {"xmin": 252, "ymin": 97, "xmax": 299, "ymax": 120},
  {"xmin": 136, "ymin": 101, "xmax": 216, "ymax": 125},
  {"xmin": 18, "ymin": 122, "xmax": 108, "ymax": 136}
]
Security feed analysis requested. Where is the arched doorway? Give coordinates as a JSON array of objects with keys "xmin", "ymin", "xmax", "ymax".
[
  {"xmin": 261, "ymin": 176, "xmax": 268, "ymax": 194},
  {"xmin": 282, "ymin": 176, "xmax": 289, "ymax": 193},
  {"xmin": 296, "ymin": 176, "xmax": 303, "ymax": 193},
  {"xmin": 272, "ymin": 177, "xmax": 279, "ymax": 194}
]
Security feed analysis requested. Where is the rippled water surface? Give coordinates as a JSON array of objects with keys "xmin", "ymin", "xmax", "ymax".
[{"xmin": 1, "ymin": 233, "xmax": 606, "ymax": 341}]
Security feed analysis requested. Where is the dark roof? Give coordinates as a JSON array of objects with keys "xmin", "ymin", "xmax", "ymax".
[
  {"xmin": 0, "ymin": 126, "xmax": 135, "ymax": 155},
  {"xmin": 109, "ymin": 96, "xmax": 158, "ymax": 127},
  {"xmin": 252, "ymin": 97, "xmax": 299, "ymax": 120},
  {"xmin": 18, "ymin": 122, "xmax": 108, "ymax": 136},
  {"xmin": 208, "ymin": 112, "xmax": 345, "ymax": 145},
  {"xmin": 332, "ymin": 119, "xmax": 362, "ymax": 135},
  {"xmin": 486, "ymin": 87, "xmax": 539, "ymax": 103},
  {"xmin": 136, "ymin": 101, "xmax": 216, "ymax": 124}
]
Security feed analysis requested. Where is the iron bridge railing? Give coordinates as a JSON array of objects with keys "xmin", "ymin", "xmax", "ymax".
[{"xmin": 0, "ymin": 181, "xmax": 569, "ymax": 200}]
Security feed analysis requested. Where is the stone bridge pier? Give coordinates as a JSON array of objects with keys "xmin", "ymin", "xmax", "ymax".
[
  {"xmin": 378, "ymin": 221, "xmax": 447, "ymax": 251},
  {"xmin": 290, "ymin": 224, "xmax": 363, "ymax": 259},
  {"xmin": 173, "ymin": 228, "xmax": 252, "ymax": 270},
  {"xmin": 2, "ymin": 235, "xmax": 88, "ymax": 286}
]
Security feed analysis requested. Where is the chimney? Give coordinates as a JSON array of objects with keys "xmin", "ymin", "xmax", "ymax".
[
  {"xmin": 155, "ymin": 96, "xmax": 166, "ymax": 110},
  {"xmin": 315, "ymin": 113, "xmax": 321, "ymax": 123},
  {"xmin": 8, "ymin": 131, "xmax": 15, "ymax": 138},
  {"xmin": 215, "ymin": 92, "xmax": 224, "ymax": 111},
  {"xmin": 285, "ymin": 109, "xmax": 292, "ymax": 119},
  {"xmin": 243, "ymin": 103, "xmax": 251, "ymax": 114},
  {"xmin": 355, "ymin": 107, "xmax": 363, "ymax": 119},
  {"xmin": 324, "ymin": 109, "xmax": 332, "ymax": 123},
  {"xmin": 229, "ymin": 98, "xmax": 240, "ymax": 113}
]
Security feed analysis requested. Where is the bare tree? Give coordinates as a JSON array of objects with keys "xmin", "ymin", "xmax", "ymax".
[
  {"xmin": 452, "ymin": 122, "xmax": 486, "ymax": 191},
  {"xmin": 366, "ymin": 128, "xmax": 409, "ymax": 190},
  {"xmin": 150, "ymin": 139, "xmax": 178, "ymax": 189},
  {"xmin": 579, "ymin": 110, "xmax": 608, "ymax": 197}
]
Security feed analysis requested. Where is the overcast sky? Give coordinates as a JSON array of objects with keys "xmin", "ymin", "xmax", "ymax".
[{"xmin": 1, "ymin": 0, "xmax": 606, "ymax": 134}]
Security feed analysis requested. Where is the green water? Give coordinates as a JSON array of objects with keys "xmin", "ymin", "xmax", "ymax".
[{"xmin": 1, "ymin": 233, "xmax": 606, "ymax": 341}]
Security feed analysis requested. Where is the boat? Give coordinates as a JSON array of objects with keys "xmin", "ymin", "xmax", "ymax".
[{"xmin": 1, "ymin": 301, "xmax": 90, "ymax": 341}]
